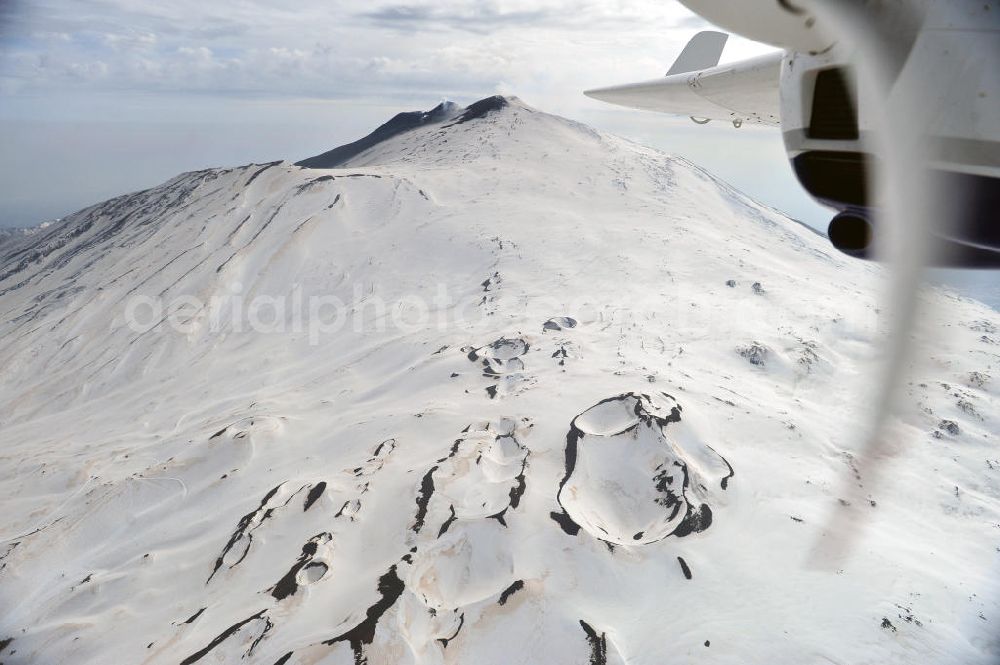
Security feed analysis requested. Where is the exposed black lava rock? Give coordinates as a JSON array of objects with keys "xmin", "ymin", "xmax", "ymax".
[
  {"xmin": 244, "ymin": 161, "xmax": 282, "ymax": 187},
  {"xmin": 468, "ymin": 337, "xmax": 529, "ymax": 377},
  {"xmin": 437, "ymin": 613, "xmax": 465, "ymax": 649},
  {"xmin": 180, "ymin": 610, "xmax": 271, "ymax": 665},
  {"xmin": 208, "ymin": 483, "xmax": 288, "ymax": 583},
  {"xmin": 957, "ymin": 399, "xmax": 980, "ymax": 418},
  {"xmin": 269, "ymin": 533, "xmax": 331, "ymax": 601},
  {"xmin": 543, "ymin": 316, "xmax": 578, "ymax": 332},
  {"xmin": 894, "ymin": 603, "xmax": 924, "ymax": 627},
  {"xmin": 738, "ymin": 342, "xmax": 769, "ymax": 367},
  {"xmin": 939, "ymin": 420, "xmax": 961, "ymax": 436},
  {"xmin": 294, "ymin": 175, "xmax": 336, "ymax": 194},
  {"xmin": 552, "ymin": 392, "xmax": 731, "ymax": 546},
  {"xmin": 968, "ymin": 371, "xmax": 990, "ymax": 388},
  {"xmin": 412, "ymin": 467, "xmax": 438, "ymax": 534},
  {"xmin": 296, "ymin": 101, "xmax": 459, "ymax": 168},
  {"xmin": 427, "ymin": 420, "xmax": 530, "ymax": 532},
  {"xmin": 437, "ymin": 506, "xmax": 458, "ymax": 538},
  {"xmin": 303, "ymin": 481, "xmax": 326, "ymax": 511},
  {"xmin": 481, "ymin": 271, "xmax": 501, "ymax": 292},
  {"xmin": 321, "ymin": 566, "xmax": 406, "ymax": 662},
  {"xmin": 579, "ymin": 620, "xmax": 609, "ymax": 665},
  {"xmin": 552, "ymin": 346, "xmax": 570, "ymax": 365},
  {"xmin": 446, "ymin": 95, "xmax": 509, "ymax": 126},
  {"xmin": 182, "ymin": 607, "xmax": 206, "ymax": 624},
  {"xmin": 498, "ymin": 580, "xmax": 525, "ymax": 605},
  {"xmin": 296, "ymin": 95, "xmax": 514, "ymax": 169},
  {"xmin": 549, "ymin": 509, "xmax": 582, "ymax": 536},
  {"xmin": 677, "ymin": 556, "xmax": 693, "ymax": 580}
]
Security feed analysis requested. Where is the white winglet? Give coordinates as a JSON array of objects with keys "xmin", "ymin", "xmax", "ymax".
[{"xmin": 666, "ymin": 30, "xmax": 729, "ymax": 75}]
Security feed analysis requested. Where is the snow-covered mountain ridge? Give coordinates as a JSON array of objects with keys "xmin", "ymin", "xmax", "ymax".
[{"xmin": 0, "ymin": 96, "xmax": 997, "ymax": 664}]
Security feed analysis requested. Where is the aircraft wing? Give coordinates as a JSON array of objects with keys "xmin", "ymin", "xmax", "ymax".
[{"xmin": 584, "ymin": 50, "xmax": 782, "ymax": 127}]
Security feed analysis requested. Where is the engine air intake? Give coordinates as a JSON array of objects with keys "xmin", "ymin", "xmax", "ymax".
[{"xmin": 808, "ymin": 67, "xmax": 859, "ymax": 141}]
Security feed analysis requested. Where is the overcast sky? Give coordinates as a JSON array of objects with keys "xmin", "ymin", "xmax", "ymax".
[{"xmin": 0, "ymin": 0, "xmax": 996, "ymax": 305}]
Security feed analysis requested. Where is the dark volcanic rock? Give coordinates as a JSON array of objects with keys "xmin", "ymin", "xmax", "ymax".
[
  {"xmin": 938, "ymin": 419, "xmax": 960, "ymax": 436},
  {"xmin": 738, "ymin": 342, "xmax": 769, "ymax": 367},
  {"xmin": 297, "ymin": 95, "xmax": 515, "ymax": 169},
  {"xmin": 552, "ymin": 392, "xmax": 732, "ymax": 546},
  {"xmin": 447, "ymin": 95, "xmax": 510, "ymax": 126},
  {"xmin": 296, "ymin": 101, "xmax": 459, "ymax": 168}
]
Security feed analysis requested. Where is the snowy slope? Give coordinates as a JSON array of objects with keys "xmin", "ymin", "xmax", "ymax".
[
  {"xmin": 0, "ymin": 96, "xmax": 998, "ymax": 665},
  {"xmin": 0, "ymin": 221, "xmax": 58, "ymax": 250}
]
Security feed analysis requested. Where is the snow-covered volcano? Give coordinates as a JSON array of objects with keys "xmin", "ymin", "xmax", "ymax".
[{"xmin": 0, "ymin": 96, "xmax": 998, "ymax": 665}]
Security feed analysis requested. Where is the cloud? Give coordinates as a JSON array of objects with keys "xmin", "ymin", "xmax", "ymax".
[
  {"xmin": 357, "ymin": 4, "xmax": 561, "ymax": 33},
  {"xmin": 353, "ymin": 0, "xmax": 696, "ymax": 33},
  {"xmin": 673, "ymin": 13, "xmax": 712, "ymax": 30},
  {"xmin": 0, "ymin": 0, "xmax": 734, "ymax": 113},
  {"xmin": 99, "ymin": 29, "xmax": 157, "ymax": 50},
  {"xmin": 31, "ymin": 30, "xmax": 73, "ymax": 42}
]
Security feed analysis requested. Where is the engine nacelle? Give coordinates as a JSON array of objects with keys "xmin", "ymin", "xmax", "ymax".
[
  {"xmin": 778, "ymin": 18, "xmax": 1000, "ymax": 267},
  {"xmin": 828, "ymin": 210, "xmax": 874, "ymax": 259},
  {"xmin": 675, "ymin": 0, "xmax": 833, "ymax": 54}
]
